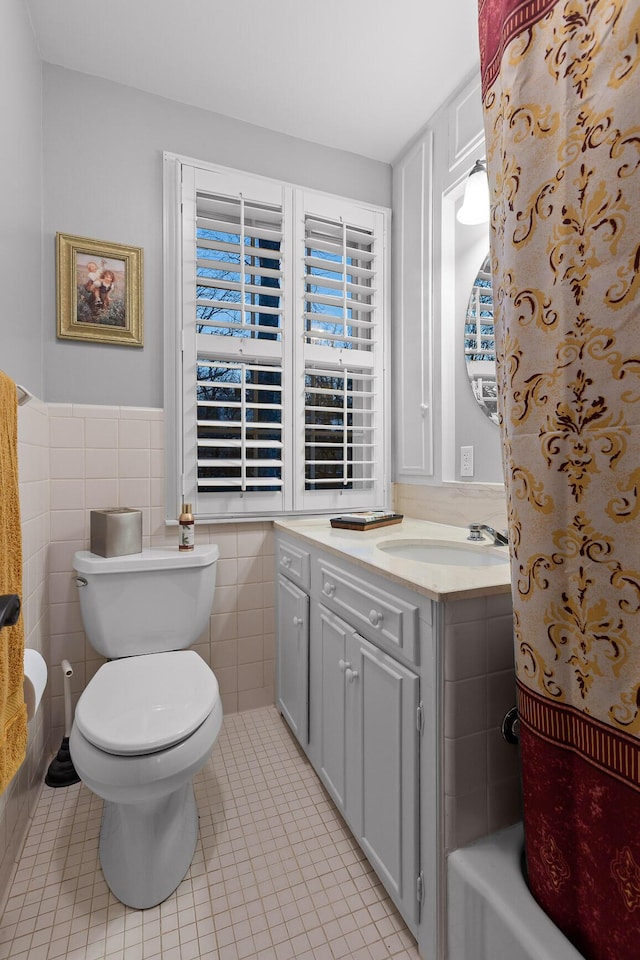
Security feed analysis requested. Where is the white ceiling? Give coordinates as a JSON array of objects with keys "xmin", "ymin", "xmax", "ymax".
[{"xmin": 25, "ymin": 0, "xmax": 480, "ymax": 163}]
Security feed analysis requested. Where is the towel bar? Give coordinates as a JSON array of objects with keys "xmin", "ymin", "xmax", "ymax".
[
  {"xmin": 0, "ymin": 594, "xmax": 20, "ymax": 629},
  {"xmin": 16, "ymin": 384, "xmax": 34, "ymax": 406}
]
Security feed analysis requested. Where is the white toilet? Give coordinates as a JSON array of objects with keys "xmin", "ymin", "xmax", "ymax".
[{"xmin": 69, "ymin": 545, "xmax": 223, "ymax": 910}]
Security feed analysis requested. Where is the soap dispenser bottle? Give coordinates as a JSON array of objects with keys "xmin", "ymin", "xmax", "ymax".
[{"xmin": 179, "ymin": 503, "xmax": 195, "ymax": 551}]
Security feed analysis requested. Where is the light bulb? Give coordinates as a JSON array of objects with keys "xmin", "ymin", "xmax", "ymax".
[{"xmin": 457, "ymin": 160, "xmax": 490, "ymax": 225}]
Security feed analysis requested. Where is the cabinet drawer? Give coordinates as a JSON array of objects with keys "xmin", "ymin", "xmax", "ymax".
[
  {"xmin": 317, "ymin": 559, "xmax": 419, "ymax": 663},
  {"xmin": 276, "ymin": 538, "xmax": 310, "ymax": 591}
]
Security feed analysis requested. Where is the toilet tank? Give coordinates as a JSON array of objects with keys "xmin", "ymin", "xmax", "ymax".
[{"xmin": 73, "ymin": 545, "xmax": 219, "ymax": 658}]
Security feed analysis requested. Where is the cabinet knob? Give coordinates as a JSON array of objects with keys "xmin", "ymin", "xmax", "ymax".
[
  {"xmin": 368, "ymin": 609, "xmax": 383, "ymax": 627},
  {"xmin": 282, "ymin": 555, "xmax": 292, "ymax": 567},
  {"xmin": 323, "ymin": 581, "xmax": 336, "ymax": 597},
  {"xmin": 345, "ymin": 667, "xmax": 359, "ymax": 683},
  {"xmin": 293, "ymin": 616, "xmax": 303, "ymax": 627},
  {"xmin": 338, "ymin": 659, "xmax": 351, "ymax": 673}
]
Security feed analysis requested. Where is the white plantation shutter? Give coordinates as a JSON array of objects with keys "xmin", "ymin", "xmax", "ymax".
[
  {"xmin": 196, "ymin": 359, "xmax": 283, "ymax": 491},
  {"xmin": 195, "ymin": 193, "xmax": 284, "ymax": 342},
  {"xmin": 303, "ymin": 365, "xmax": 376, "ymax": 489},
  {"xmin": 169, "ymin": 157, "xmax": 388, "ymax": 520},
  {"xmin": 303, "ymin": 217, "xmax": 375, "ymax": 351},
  {"xmin": 296, "ymin": 193, "xmax": 385, "ymax": 512},
  {"xmin": 464, "ymin": 254, "xmax": 494, "ymax": 361},
  {"xmin": 464, "ymin": 253, "xmax": 498, "ymax": 424},
  {"xmin": 180, "ymin": 166, "xmax": 288, "ymax": 516}
]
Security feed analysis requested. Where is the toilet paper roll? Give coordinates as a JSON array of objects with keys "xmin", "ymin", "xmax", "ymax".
[{"xmin": 23, "ymin": 648, "xmax": 47, "ymax": 721}]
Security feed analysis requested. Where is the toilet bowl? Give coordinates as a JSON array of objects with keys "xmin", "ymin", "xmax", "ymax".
[
  {"xmin": 70, "ymin": 651, "xmax": 222, "ymax": 909},
  {"xmin": 69, "ymin": 546, "xmax": 222, "ymax": 909}
]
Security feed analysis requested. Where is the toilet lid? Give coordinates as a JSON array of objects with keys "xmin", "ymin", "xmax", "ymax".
[{"xmin": 75, "ymin": 650, "xmax": 219, "ymax": 756}]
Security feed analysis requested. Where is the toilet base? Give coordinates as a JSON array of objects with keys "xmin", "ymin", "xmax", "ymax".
[{"xmin": 99, "ymin": 781, "xmax": 198, "ymax": 909}]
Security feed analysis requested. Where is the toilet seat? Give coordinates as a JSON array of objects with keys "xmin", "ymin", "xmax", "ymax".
[{"xmin": 75, "ymin": 650, "xmax": 219, "ymax": 756}]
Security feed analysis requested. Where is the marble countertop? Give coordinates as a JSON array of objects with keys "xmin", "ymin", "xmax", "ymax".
[{"xmin": 274, "ymin": 516, "xmax": 513, "ymax": 602}]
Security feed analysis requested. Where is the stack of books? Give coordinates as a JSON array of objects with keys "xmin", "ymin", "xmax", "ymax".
[{"xmin": 329, "ymin": 511, "xmax": 403, "ymax": 531}]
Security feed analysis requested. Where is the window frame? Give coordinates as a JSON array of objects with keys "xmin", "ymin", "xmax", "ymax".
[{"xmin": 163, "ymin": 152, "xmax": 391, "ymax": 523}]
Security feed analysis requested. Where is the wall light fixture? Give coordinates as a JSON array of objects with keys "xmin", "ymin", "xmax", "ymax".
[{"xmin": 457, "ymin": 159, "xmax": 490, "ymax": 225}]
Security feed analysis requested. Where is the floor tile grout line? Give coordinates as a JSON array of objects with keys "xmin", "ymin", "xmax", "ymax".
[{"xmin": 0, "ymin": 705, "xmax": 420, "ymax": 960}]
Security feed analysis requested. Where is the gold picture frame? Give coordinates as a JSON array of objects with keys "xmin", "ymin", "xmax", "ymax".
[{"xmin": 56, "ymin": 233, "xmax": 143, "ymax": 346}]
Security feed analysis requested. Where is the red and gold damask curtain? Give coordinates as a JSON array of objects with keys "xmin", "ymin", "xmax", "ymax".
[{"xmin": 478, "ymin": 0, "xmax": 640, "ymax": 956}]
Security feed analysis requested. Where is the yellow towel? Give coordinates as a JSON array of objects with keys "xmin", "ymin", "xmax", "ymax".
[{"xmin": 0, "ymin": 370, "xmax": 27, "ymax": 793}]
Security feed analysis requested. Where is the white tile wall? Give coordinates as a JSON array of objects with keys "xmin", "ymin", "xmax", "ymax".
[
  {"xmin": 394, "ymin": 481, "xmax": 508, "ymax": 531},
  {"xmin": 442, "ymin": 591, "xmax": 521, "ymax": 851},
  {"xmin": 0, "ymin": 400, "xmax": 518, "ymax": 913},
  {"xmin": 0, "ymin": 398, "xmax": 278, "ymax": 913},
  {"xmin": 47, "ymin": 403, "xmax": 276, "ymax": 744}
]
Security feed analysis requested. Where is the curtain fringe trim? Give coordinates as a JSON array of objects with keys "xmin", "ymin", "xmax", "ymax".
[
  {"xmin": 479, "ymin": 0, "xmax": 558, "ymax": 96},
  {"xmin": 518, "ymin": 681, "xmax": 640, "ymax": 792}
]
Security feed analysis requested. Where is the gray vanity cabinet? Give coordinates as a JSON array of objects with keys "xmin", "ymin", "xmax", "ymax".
[
  {"xmin": 276, "ymin": 532, "xmax": 435, "ymax": 945},
  {"xmin": 315, "ymin": 603, "xmax": 348, "ymax": 808},
  {"xmin": 313, "ymin": 600, "xmax": 421, "ymax": 927},
  {"xmin": 275, "ymin": 521, "xmax": 515, "ymax": 960},
  {"xmin": 275, "ymin": 537, "xmax": 311, "ymax": 744},
  {"xmin": 348, "ymin": 624, "xmax": 421, "ymax": 925},
  {"xmin": 276, "ymin": 574, "xmax": 309, "ymax": 743}
]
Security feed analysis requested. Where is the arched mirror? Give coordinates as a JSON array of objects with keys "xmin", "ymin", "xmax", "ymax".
[{"xmin": 464, "ymin": 252, "xmax": 498, "ymax": 425}]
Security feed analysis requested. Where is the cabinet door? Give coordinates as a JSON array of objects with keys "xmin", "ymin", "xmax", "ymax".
[
  {"xmin": 345, "ymin": 632, "xmax": 421, "ymax": 926},
  {"xmin": 276, "ymin": 575, "xmax": 309, "ymax": 744},
  {"xmin": 316, "ymin": 604, "xmax": 350, "ymax": 810},
  {"xmin": 392, "ymin": 131, "xmax": 434, "ymax": 481}
]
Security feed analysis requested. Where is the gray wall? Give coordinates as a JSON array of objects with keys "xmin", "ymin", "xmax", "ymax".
[
  {"xmin": 42, "ymin": 65, "xmax": 391, "ymax": 407},
  {"xmin": 0, "ymin": 0, "xmax": 43, "ymax": 394}
]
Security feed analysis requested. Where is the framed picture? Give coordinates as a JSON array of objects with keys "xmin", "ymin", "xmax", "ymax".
[{"xmin": 56, "ymin": 233, "xmax": 143, "ymax": 346}]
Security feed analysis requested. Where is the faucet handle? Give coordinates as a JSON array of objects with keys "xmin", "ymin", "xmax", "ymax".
[{"xmin": 467, "ymin": 523, "xmax": 484, "ymax": 542}]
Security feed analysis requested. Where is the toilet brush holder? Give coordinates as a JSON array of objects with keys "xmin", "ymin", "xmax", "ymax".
[{"xmin": 45, "ymin": 660, "xmax": 80, "ymax": 788}]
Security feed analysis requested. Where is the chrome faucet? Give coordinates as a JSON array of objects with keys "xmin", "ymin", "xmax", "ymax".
[{"xmin": 467, "ymin": 523, "xmax": 508, "ymax": 546}]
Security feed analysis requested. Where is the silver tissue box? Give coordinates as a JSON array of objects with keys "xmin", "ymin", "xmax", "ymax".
[{"xmin": 90, "ymin": 508, "xmax": 142, "ymax": 558}]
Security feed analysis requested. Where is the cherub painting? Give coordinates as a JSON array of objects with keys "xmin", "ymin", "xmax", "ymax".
[
  {"xmin": 77, "ymin": 254, "xmax": 126, "ymax": 326},
  {"xmin": 56, "ymin": 232, "xmax": 143, "ymax": 346}
]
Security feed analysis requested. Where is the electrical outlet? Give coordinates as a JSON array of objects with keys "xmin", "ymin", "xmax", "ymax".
[{"xmin": 460, "ymin": 445, "xmax": 474, "ymax": 477}]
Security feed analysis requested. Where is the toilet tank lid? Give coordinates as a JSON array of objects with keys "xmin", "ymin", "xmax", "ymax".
[{"xmin": 74, "ymin": 544, "xmax": 219, "ymax": 574}]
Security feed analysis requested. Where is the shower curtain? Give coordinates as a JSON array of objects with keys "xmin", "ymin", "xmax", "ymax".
[{"xmin": 478, "ymin": 1, "xmax": 640, "ymax": 956}]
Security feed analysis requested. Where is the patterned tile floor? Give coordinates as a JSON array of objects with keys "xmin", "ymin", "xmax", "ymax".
[{"xmin": 0, "ymin": 706, "xmax": 421, "ymax": 960}]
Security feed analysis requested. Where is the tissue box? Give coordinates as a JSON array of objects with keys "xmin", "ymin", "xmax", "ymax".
[{"xmin": 90, "ymin": 508, "xmax": 142, "ymax": 558}]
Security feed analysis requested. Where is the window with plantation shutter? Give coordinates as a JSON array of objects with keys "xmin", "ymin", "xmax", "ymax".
[
  {"xmin": 296, "ymin": 194, "xmax": 384, "ymax": 513},
  {"xmin": 304, "ymin": 365, "xmax": 375, "ymax": 491},
  {"xmin": 464, "ymin": 252, "xmax": 498, "ymax": 424},
  {"xmin": 164, "ymin": 156, "xmax": 389, "ymax": 520},
  {"xmin": 303, "ymin": 217, "xmax": 375, "ymax": 352},
  {"xmin": 196, "ymin": 360, "xmax": 283, "ymax": 493},
  {"xmin": 195, "ymin": 193, "xmax": 284, "ymax": 343}
]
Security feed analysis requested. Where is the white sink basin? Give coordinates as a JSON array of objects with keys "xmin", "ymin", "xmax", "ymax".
[{"xmin": 376, "ymin": 539, "xmax": 509, "ymax": 567}]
